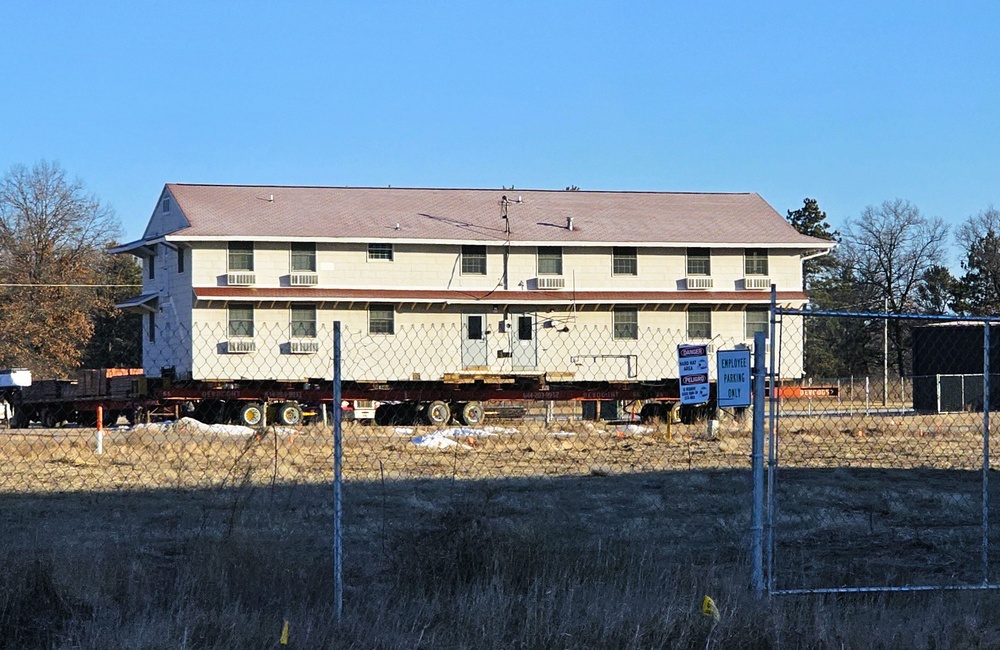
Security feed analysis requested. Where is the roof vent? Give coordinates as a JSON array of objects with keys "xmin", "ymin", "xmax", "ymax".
[{"xmin": 567, "ymin": 216, "xmax": 574, "ymax": 231}]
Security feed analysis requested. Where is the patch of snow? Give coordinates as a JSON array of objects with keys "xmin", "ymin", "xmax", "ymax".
[{"xmin": 411, "ymin": 433, "xmax": 472, "ymax": 450}]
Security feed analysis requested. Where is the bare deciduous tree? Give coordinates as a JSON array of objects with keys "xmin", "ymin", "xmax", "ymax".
[{"xmin": 840, "ymin": 198, "xmax": 948, "ymax": 375}]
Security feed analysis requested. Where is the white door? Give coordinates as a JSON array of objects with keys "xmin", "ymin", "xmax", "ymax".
[
  {"xmin": 511, "ymin": 313, "xmax": 538, "ymax": 371},
  {"xmin": 462, "ymin": 314, "xmax": 489, "ymax": 369}
]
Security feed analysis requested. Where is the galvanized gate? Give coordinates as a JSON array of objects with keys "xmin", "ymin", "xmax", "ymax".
[{"xmin": 758, "ymin": 302, "xmax": 1000, "ymax": 595}]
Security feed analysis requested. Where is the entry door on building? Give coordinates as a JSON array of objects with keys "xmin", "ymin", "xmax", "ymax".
[
  {"xmin": 510, "ymin": 313, "xmax": 538, "ymax": 371},
  {"xmin": 461, "ymin": 314, "xmax": 489, "ymax": 369}
]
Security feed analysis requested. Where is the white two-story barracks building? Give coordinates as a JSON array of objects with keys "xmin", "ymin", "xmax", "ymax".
[{"xmin": 113, "ymin": 185, "xmax": 833, "ymax": 384}]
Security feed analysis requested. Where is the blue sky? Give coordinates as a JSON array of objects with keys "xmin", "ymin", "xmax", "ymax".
[{"xmin": 3, "ymin": 2, "xmax": 999, "ymax": 266}]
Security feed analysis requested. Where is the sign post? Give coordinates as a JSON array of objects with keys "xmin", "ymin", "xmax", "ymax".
[{"xmin": 678, "ymin": 344, "xmax": 709, "ymax": 405}]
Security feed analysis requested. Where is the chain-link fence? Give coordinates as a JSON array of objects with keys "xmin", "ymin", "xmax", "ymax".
[
  {"xmin": 1, "ymin": 318, "xmax": 768, "ymax": 628},
  {"xmin": 0, "ymin": 320, "xmax": 765, "ymax": 489},
  {"xmin": 766, "ymin": 308, "xmax": 1000, "ymax": 594}
]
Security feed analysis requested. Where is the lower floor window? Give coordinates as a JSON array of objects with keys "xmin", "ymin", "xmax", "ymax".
[
  {"xmin": 687, "ymin": 308, "xmax": 711, "ymax": 339},
  {"xmin": 613, "ymin": 308, "xmax": 638, "ymax": 340},
  {"xmin": 228, "ymin": 304, "xmax": 254, "ymax": 337},
  {"xmin": 745, "ymin": 309, "xmax": 768, "ymax": 339},
  {"xmin": 291, "ymin": 305, "xmax": 317, "ymax": 338},
  {"xmin": 369, "ymin": 304, "xmax": 395, "ymax": 335}
]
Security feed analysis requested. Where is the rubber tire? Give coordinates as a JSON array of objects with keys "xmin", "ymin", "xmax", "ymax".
[
  {"xmin": 41, "ymin": 408, "xmax": 60, "ymax": 429},
  {"xmin": 277, "ymin": 402, "xmax": 303, "ymax": 426},
  {"xmin": 425, "ymin": 400, "xmax": 451, "ymax": 426},
  {"xmin": 459, "ymin": 401, "xmax": 485, "ymax": 426},
  {"xmin": 238, "ymin": 402, "xmax": 265, "ymax": 427}
]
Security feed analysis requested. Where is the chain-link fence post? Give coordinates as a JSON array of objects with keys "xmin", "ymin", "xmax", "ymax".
[
  {"xmin": 983, "ymin": 320, "xmax": 991, "ymax": 586},
  {"xmin": 333, "ymin": 321, "xmax": 343, "ymax": 625},
  {"xmin": 751, "ymin": 330, "xmax": 766, "ymax": 597}
]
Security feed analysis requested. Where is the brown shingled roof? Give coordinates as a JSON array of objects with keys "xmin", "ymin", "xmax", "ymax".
[{"xmin": 162, "ymin": 184, "xmax": 833, "ymax": 247}]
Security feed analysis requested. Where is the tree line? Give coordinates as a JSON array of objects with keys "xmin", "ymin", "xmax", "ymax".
[
  {"xmin": 0, "ymin": 161, "xmax": 140, "ymax": 378},
  {"xmin": 787, "ymin": 197, "xmax": 996, "ymax": 379}
]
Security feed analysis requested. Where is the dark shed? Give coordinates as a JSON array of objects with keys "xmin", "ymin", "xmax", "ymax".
[{"xmin": 911, "ymin": 322, "xmax": 1000, "ymax": 412}]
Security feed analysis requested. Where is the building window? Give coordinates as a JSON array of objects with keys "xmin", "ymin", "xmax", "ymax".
[
  {"xmin": 368, "ymin": 243, "xmax": 393, "ymax": 261},
  {"xmin": 517, "ymin": 316, "xmax": 533, "ymax": 341},
  {"xmin": 148, "ymin": 312, "xmax": 155, "ymax": 343},
  {"xmin": 291, "ymin": 243, "xmax": 316, "ymax": 272},
  {"xmin": 612, "ymin": 247, "xmax": 637, "ymax": 276},
  {"xmin": 613, "ymin": 307, "xmax": 638, "ymax": 340},
  {"xmin": 147, "ymin": 254, "xmax": 155, "ymax": 280},
  {"xmin": 369, "ymin": 304, "xmax": 395, "ymax": 335},
  {"xmin": 162, "ymin": 196, "xmax": 170, "ymax": 213},
  {"xmin": 745, "ymin": 309, "xmax": 769, "ymax": 339},
  {"xmin": 177, "ymin": 248, "xmax": 185, "ymax": 274},
  {"xmin": 745, "ymin": 249, "xmax": 769, "ymax": 276},
  {"xmin": 538, "ymin": 247, "xmax": 563, "ymax": 275},
  {"xmin": 687, "ymin": 308, "xmax": 711, "ymax": 339},
  {"xmin": 228, "ymin": 303, "xmax": 254, "ymax": 337},
  {"xmin": 461, "ymin": 245, "xmax": 487, "ymax": 275},
  {"xmin": 291, "ymin": 305, "xmax": 317, "ymax": 338},
  {"xmin": 687, "ymin": 248, "xmax": 710, "ymax": 276},
  {"xmin": 228, "ymin": 242, "xmax": 254, "ymax": 272}
]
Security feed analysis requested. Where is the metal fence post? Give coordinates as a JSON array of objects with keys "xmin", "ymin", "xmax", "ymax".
[
  {"xmin": 333, "ymin": 322, "xmax": 344, "ymax": 624},
  {"xmin": 751, "ymin": 331, "xmax": 766, "ymax": 597},
  {"xmin": 766, "ymin": 286, "xmax": 778, "ymax": 592},
  {"xmin": 983, "ymin": 321, "xmax": 991, "ymax": 586}
]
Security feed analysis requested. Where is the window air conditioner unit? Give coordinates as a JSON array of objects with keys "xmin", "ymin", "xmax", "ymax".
[
  {"xmin": 289, "ymin": 340, "xmax": 320, "ymax": 354},
  {"xmin": 535, "ymin": 276, "xmax": 566, "ymax": 290},
  {"xmin": 226, "ymin": 339, "xmax": 256, "ymax": 354},
  {"xmin": 685, "ymin": 276, "xmax": 713, "ymax": 289},
  {"xmin": 744, "ymin": 277, "xmax": 771, "ymax": 290},
  {"xmin": 228, "ymin": 272, "xmax": 256, "ymax": 286},
  {"xmin": 289, "ymin": 272, "xmax": 319, "ymax": 286}
]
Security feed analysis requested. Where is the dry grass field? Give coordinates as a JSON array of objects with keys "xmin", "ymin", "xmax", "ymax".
[{"xmin": 3, "ymin": 411, "xmax": 1000, "ymax": 647}]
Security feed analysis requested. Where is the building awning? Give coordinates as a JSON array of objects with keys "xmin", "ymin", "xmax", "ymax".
[
  {"xmin": 193, "ymin": 286, "xmax": 808, "ymax": 306},
  {"xmin": 109, "ymin": 237, "xmax": 165, "ymax": 257},
  {"xmin": 115, "ymin": 293, "xmax": 159, "ymax": 313}
]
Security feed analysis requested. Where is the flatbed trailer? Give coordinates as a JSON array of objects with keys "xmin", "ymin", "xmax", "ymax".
[{"xmin": 1, "ymin": 368, "xmax": 701, "ymax": 428}]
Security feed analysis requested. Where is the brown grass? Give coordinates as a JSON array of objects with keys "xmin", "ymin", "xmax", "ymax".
[{"xmin": 1, "ymin": 412, "xmax": 999, "ymax": 647}]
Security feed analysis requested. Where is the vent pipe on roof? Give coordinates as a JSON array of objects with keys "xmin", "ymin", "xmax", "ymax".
[
  {"xmin": 268, "ymin": 194, "xmax": 274, "ymax": 202},
  {"xmin": 567, "ymin": 216, "xmax": 574, "ymax": 231}
]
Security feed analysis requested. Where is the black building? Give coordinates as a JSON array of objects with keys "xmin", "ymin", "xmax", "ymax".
[{"xmin": 912, "ymin": 322, "xmax": 1000, "ymax": 413}]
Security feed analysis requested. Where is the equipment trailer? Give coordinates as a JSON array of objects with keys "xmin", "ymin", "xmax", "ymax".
[{"xmin": 1, "ymin": 368, "xmax": 694, "ymax": 428}]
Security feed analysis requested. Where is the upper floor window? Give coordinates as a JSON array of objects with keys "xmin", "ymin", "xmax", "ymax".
[
  {"xmin": 291, "ymin": 243, "xmax": 316, "ymax": 272},
  {"xmin": 291, "ymin": 305, "xmax": 317, "ymax": 338},
  {"xmin": 687, "ymin": 308, "xmax": 712, "ymax": 339},
  {"xmin": 745, "ymin": 309, "xmax": 768, "ymax": 339},
  {"xmin": 538, "ymin": 246, "xmax": 563, "ymax": 275},
  {"xmin": 745, "ymin": 249, "xmax": 769, "ymax": 276},
  {"xmin": 147, "ymin": 254, "xmax": 155, "ymax": 280},
  {"xmin": 176, "ymin": 247, "xmax": 185, "ymax": 274},
  {"xmin": 161, "ymin": 196, "xmax": 170, "ymax": 213},
  {"xmin": 613, "ymin": 307, "xmax": 639, "ymax": 340},
  {"xmin": 612, "ymin": 247, "xmax": 638, "ymax": 276},
  {"xmin": 461, "ymin": 245, "xmax": 487, "ymax": 275},
  {"xmin": 687, "ymin": 248, "xmax": 710, "ymax": 276},
  {"xmin": 368, "ymin": 243, "xmax": 393, "ymax": 261},
  {"xmin": 148, "ymin": 312, "xmax": 156, "ymax": 343},
  {"xmin": 369, "ymin": 304, "xmax": 395, "ymax": 335},
  {"xmin": 228, "ymin": 242, "xmax": 254, "ymax": 272},
  {"xmin": 228, "ymin": 303, "xmax": 254, "ymax": 337}
]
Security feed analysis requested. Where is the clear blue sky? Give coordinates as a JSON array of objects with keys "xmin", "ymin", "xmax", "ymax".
[{"xmin": 3, "ymin": 2, "xmax": 999, "ymax": 267}]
